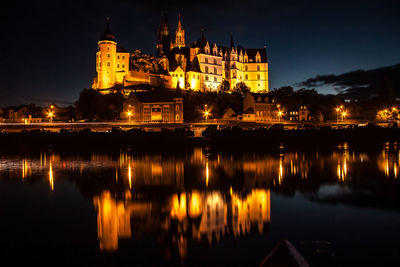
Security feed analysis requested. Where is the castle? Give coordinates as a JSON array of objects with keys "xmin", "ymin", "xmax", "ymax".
[{"xmin": 92, "ymin": 15, "xmax": 269, "ymax": 95}]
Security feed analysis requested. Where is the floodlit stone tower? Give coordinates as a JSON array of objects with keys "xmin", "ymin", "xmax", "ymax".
[
  {"xmin": 174, "ymin": 14, "xmax": 186, "ymax": 48},
  {"xmin": 96, "ymin": 17, "xmax": 117, "ymax": 90}
]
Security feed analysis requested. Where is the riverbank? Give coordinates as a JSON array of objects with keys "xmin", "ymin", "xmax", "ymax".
[{"xmin": 0, "ymin": 126, "xmax": 399, "ymax": 152}]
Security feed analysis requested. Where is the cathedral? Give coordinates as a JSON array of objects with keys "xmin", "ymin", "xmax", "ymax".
[{"xmin": 92, "ymin": 15, "xmax": 269, "ymax": 95}]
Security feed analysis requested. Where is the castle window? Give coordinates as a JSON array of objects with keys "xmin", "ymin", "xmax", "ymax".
[
  {"xmin": 122, "ymin": 64, "xmax": 125, "ymax": 68},
  {"xmin": 176, "ymin": 115, "xmax": 179, "ymax": 121},
  {"xmin": 176, "ymin": 105, "xmax": 180, "ymax": 111},
  {"xmin": 107, "ymin": 61, "xmax": 110, "ymax": 66},
  {"xmin": 205, "ymin": 75, "xmax": 209, "ymax": 81},
  {"xmin": 117, "ymin": 64, "xmax": 119, "ymax": 68},
  {"xmin": 257, "ymin": 65, "xmax": 260, "ymax": 71},
  {"xmin": 205, "ymin": 58, "xmax": 208, "ymax": 64},
  {"xmin": 245, "ymin": 74, "xmax": 248, "ymax": 80},
  {"xmin": 257, "ymin": 74, "xmax": 260, "ymax": 80},
  {"xmin": 205, "ymin": 66, "xmax": 208, "ymax": 73},
  {"xmin": 117, "ymin": 55, "xmax": 120, "ymax": 59},
  {"xmin": 245, "ymin": 66, "xmax": 248, "ymax": 71},
  {"xmin": 214, "ymin": 59, "xmax": 217, "ymax": 64},
  {"xmin": 122, "ymin": 56, "xmax": 125, "ymax": 59},
  {"xmin": 107, "ymin": 53, "xmax": 110, "ymax": 58},
  {"xmin": 197, "ymin": 75, "xmax": 199, "ymax": 79},
  {"xmin": 214, "ymin": 77, "xmax": 217, "ymax": 82},
  {"xmin": 180, "ymin": 74, "xmax": 183, "ymax": 77},
  {"xmin": 214, "ymin": 67, "xmax": 217, "ymax": 74}
]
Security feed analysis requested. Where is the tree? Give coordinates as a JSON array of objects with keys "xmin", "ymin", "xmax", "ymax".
[
  {"xmin": 219, "ymin": 79, "xmax": 230, "ymax": 93},
  {"xmin": 234, "ymin": 82, "xmax": 250, "ymax": 97}
]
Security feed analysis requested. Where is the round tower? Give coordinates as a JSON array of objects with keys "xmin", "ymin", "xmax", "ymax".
[{"xmin": 96, "ymin": 18, "xmax": 117, "ymax": 90}]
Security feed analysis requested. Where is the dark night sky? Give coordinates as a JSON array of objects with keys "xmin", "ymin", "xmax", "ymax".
[{"xmin": 1, "ymin": 0, "xmax": 399, "ymax": 106}]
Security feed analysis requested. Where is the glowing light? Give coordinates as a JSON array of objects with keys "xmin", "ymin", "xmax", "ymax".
[
  {"xmin": 128, "ymin": 163, "xmax": 132, "ymax": 189},
  {"xmin": 278, "ymin": 156, "xmax": 283, "ymax": 184},
  {"xmin": 189, "ymin": 191, "xmax": 202, "ymax": 218},
  {"xmin": 203, "ymin": 104, "xmax": 211, "ymax": 123},
  {"xmin": 170, "ymin": 193, "xmax": 187, "ymax": 221},
  {"xmin": 126, "ymin": 110, "xmax": 132, "ymax": 122},
  {"xmin": 49, "ymin": 162, "xmax": 54, "ymax": 191},
  {"xmin": 47, "ymin": 111, "xmax": 54, "ymax": 123},
  {"xmin": 206, "ymin": 161, "xmax": 209, "ymax": 187}
]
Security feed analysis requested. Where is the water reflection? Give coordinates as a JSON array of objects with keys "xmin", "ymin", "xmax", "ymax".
[
  {"xmin": 92, "ymin": 188, "xmax": 271, "ymax": 259},
  {"xmin": 0, "ymin": 142, "xmax": 399, "ymax": 261}
]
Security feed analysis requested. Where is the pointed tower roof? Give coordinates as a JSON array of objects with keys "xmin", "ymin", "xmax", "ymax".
[
  {"xmin": 99, "ymin": 17, "xmax": 116, "ymax": 42},
  {"xmin": 177, "ymin": 13, "xmax": 183, "ymax": 31},
  {"xmin": 230, "ymin": 33, "xmax": 235, "ymax": 48}
]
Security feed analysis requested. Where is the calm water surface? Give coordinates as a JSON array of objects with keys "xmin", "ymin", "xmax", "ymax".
[{"xmin": 0, "ymin": 143, "xmax": 400, "ymax": 266}]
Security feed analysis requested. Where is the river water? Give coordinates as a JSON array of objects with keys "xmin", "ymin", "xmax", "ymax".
[{"xmin": 0, "ymin": 143, "xmax": 399, "ymax": 266}]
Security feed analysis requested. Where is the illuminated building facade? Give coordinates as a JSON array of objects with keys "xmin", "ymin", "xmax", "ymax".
[
  {"xmin": 124, "ymin": 90, "xmax": 184, "ymax": 123},
  {"xmin": 242, "ymin": 92, "xmax": 276, "ymax": 122},
  {"xmin": 92, "ymin": 15, "xmax": 269, "ymax": 94}
]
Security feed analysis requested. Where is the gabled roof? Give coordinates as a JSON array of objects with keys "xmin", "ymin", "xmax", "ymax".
[{"xmin": 247, "ymin": 92, "xmax": 273, "ymax": 103}]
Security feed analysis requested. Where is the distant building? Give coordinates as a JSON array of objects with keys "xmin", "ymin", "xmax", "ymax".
[
  {"xmin": 289, "ymin": 106, "xmax": 310, "ymax": 122},
  {"xmin": 242, "ymin": 92, "xmax": 276, "ymax": 122},
  {"xmin": 124, "ymin": 90, "xmax": 184, "ymax": 123},
  {"xmin": 92, "ymin": 15, "xmax": 269, "ymax": 94}
]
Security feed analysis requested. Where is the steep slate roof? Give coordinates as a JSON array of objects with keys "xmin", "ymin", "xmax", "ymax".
[
  {"xmin": 99, "ymin": 19, "xmax": 116, "ymax": 42},
  {"xmin": 187, "ymin": 57, "xmax": 201, "ymax": 72},
  {"xmin": 134, "ymin": 90, "xmax": 183, "ymax": 103},
  {"xmin": 117, "ymin": 45, "xmax": 128, "ymax": 53},
  {"xmin": 245, "ymin": 48, "xmax": 268, "ymax": 62}
]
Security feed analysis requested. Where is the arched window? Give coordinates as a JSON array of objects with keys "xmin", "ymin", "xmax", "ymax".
[
  {"xmin": 214, "ymin": 67, "xmax": 217, "ymax": 74},
  {"xmin": 245, "ymin": 66, "xmax": 248, "ymax": 71},
  {"xmin": 205, "ymin": 58, "xmax": 208, "ymax": 63},
  {"xmin": 257, "ymin": 65, "xmax": 260, "ymax": 71},
  {"xmin": 205, "ymin": 66, "xmax": 208, "ymax": 73}
]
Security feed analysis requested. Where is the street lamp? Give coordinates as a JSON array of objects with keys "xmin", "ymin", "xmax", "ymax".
[
  {"xmin": 203, "ymin": 104, "xmax": 210, "ymax": 123},
  {"xmin": 48, "ymin": 111, "xmax": 54, "ymax": 123},
  {"xmin": 277, "ymin": 110, "xmax": 283, "ymax": 123},
  {"xmin": 127, "ymin": 111, "xmax": 132, "ymax": 122},
  {"xmin": 341, "ymin": 111, "xmax": 347, "ymax": 122},
  {"xmin": 336, "ymin": 107, "xmax": 340, "ymax": 123}
]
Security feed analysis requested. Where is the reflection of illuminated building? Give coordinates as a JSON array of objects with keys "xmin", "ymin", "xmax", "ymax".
[
  {"xmin": 378, "ymin": 143, "xmax": 399, "ymax": 178},
  {"xmin": 93, "ymin": 191, "xmax": 151, "ymax": 252},
  {"xmin": 197, "ymin": 192, "xmax": 227, "ymax": 243},
  {"xmin": 335, "ymin": 143, "xmax": 349, "ymax": 182},
  {"xmin": 231, "ymin": 189, "xmax": 270, "ymax": 236}
]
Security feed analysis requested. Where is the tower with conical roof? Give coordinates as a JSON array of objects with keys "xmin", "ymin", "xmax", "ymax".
[
  {"xmin": 96, "ymin": 17, "xmax": 117, "ymax": 90},
  {"xmin": 174, "ymin": 14, "xmax": 186, "ymax": 48}
]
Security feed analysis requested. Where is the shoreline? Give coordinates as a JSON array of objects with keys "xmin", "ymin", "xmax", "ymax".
[{"xmin": 0, "ymin": 127, "xmax": 399, "ymax": 152}]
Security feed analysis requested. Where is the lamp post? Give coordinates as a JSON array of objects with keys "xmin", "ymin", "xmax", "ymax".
[
  {"xmin": 278, "ymin": 111, "xmax": 283, "ymax": 123},
  {"xmin": 336, "ymin": 107, "xmax": 340, "ymax": 123},
  {"xmin": 203, "ymin": 104, "xmax": 210, "ymax": 123},
  {"xmin": 48, "ymin": 111, "xmax": 54, "ymax": 123},
  {"xmin": 341, "ymin": 111, "xmax": 347, "ymax": 122}
]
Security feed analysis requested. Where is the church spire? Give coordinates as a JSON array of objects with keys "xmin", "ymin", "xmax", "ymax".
[{"xmin": 174, "ymin": 13, "xmax": 186, "ymax": 48}]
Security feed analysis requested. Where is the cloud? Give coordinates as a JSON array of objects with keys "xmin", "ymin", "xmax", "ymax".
[{"xmin": 296, "ymin": 64, "xmax": 400, "ymax": 96}]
